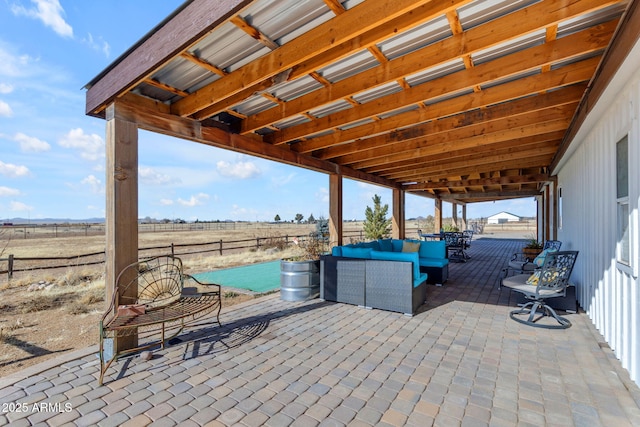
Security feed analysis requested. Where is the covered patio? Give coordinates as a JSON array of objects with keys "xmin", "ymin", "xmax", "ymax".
[{"xmin": 1, "ymin": 238, "xmax": 639, "ymax": 426}]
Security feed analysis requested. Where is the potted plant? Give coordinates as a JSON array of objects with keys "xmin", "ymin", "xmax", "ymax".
[
  {"xmin": 522, "ymin": 237, "xmax": 544, "ymax": 259},
  {"xmin": 280, "ymin": 218, "xmax": 329, "ymax": 301}
]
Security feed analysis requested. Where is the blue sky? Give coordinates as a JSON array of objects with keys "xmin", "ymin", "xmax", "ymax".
[{"xmin": 0, "ymin": 0, "xmax": 537, "ymax": 223}]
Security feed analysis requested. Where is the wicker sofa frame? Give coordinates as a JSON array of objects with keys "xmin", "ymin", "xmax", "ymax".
[
  {"xmin": 98, "ymin": 255, "xmax": 221, "ymax": 385},
  {"xmin": 320, "ymin": 255, "xmax": 427, "ymax": 316}
]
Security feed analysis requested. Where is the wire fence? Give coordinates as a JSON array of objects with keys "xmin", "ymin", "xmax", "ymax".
[{"xmin": 0, "ymin": 230, "xmax": 368, "ymax": 280}]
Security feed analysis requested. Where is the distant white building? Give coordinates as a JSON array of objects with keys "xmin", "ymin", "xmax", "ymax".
[{"xmin": 487, "ymin": 211, "xmax": 521, "ymax": 224}]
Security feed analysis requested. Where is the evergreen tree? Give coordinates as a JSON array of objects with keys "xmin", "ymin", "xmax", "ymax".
[
  {"xmin": 307, "ymin": 213, "xmax": 316, "ymax": 223},
  {"xmin": 295, "ymin": 213, "xmax": 304, "ymax": 223},
  {"xmin": 274, "ymin": 214, "xmax": 281, "ymax": 222},
  {"xmin": 363, "ymin": 194, "xmax": 391, "ymax": 240}
]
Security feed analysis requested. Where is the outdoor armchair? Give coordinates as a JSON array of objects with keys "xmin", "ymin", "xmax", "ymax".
[
  {"xmin": 500, "ymin": 240, "xmax": 562, "ymax": 288},
  {"xmin": 501, "ymin": 250, "xmax": 578, "ymax": 329}
]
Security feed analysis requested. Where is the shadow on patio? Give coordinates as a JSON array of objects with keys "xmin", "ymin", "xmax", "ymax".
[{"xmin": 1, "ymin": 238, "xmax": 640, "ymax": 426}]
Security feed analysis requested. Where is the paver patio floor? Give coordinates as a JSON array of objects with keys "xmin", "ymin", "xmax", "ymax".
[{"xmin": 1, "ymin": 238, "xmax": 640, "ymax": 426}]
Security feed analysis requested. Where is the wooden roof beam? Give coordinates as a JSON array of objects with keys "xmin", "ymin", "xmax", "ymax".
[
  {"xmin": 348, "ymin": 118, "xmax": 570, "ymax": 170},
  {"xmin": 250, "ymin": 0, "xmax": 617, "ymax": 137},
  {"xmin": 401, "ymin": 156, "xmax": 552, "ymax": 183},
  {"xmin": 333, "ymin": 104, "xmax": 576, "ymax": 167},
  {"xmin": 113, "ymin": 93, "xmax": 401, "ymax": 190},
  {"xmin": 172, "ymin": 0, "xmax": 464, "ymax": 117},
  {"xmin": 437, "ymin": 190, "xmax": 542, "ymax": 200},
  {"xmin": 266, "ymin": 22, "xmax": 612, "ymax": 146},
  {"xmin": 306, "ymin": 84, "xmax": 585, "ymax": 158},
  {"xmin": 362, "ymin": 135, "xmax": 564, "ymax": 175},
  {"xmin": 381, "ymin": 146, "xmax": 558, "ymax": 181},
  {"xmin": 405, "ymin": 174, "xmax": 551, "ymax": 191}
]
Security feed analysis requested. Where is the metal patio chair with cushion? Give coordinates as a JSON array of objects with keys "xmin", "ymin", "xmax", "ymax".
[
  {"xmin": 500, "ymin": 240, "xmax": 562, "ymax": 288},
  {"xmin": 461, "ymin": 230, "xmax": 473, "ymax": 258},
  {"xmin": 443, "ymin": 232, "xmax": 466, "ymax": 262},
  {"xmin": 501, "ymin": 250, "xmax": 578, "ymax": 329}
]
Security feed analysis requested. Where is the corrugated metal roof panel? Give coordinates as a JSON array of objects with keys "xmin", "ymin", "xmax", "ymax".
[
  {"xmin": 457, "ymin": 0, "xmax": 537, "ymax": 30},
  {"xmin": 151, "ymin": 56, "xmax": 220, "ymax": 97},
  {"xmin": 377, "ymin": 16, "xmax": 451, "ymax": 60},
  {"xmin": 273, "ymin": 115, "xmax": 310, "ymax": 130},
  {"xmin": 190, "ymin": 22, "xmax": 269, "ymax": 74},
  {"xmin": 241, "ymin": 0, "xmax": 333, "ymax": 45},
  {"xmin": 405, "ymin": 59, "xmax": 466, "ymax": 87},
  {"xmin": 132, "ymin": 83, "xmax": 174, "ymax": 104},
  {"xmin": 233, "ymin": 95, "xmax": 277, "ymax": 117},
  {"xmin": 557, "ymin": 3, "xmax": 629, "ymax": 38},
  {"xmin": 471, "ymin": 30, "xmax": 545, "ymax": 65},
  {"xmin": 318, "ymin": 50, "xmax": 379, "ymax": 83},
  {"xmin": 377, "ymin": 105, "xmax": 419, "ymax": 120},
  {"xmin": 308, "ymin": 99, "xmax": 352, "ymax": 118},
  {"xmin": 424, "ymin": 88, "xmax": 474, "ymax": 105},
  {"xmin": 352, "ymin": 81, "xmax": 403, "ymax": 104},
  {"xmin": 480, "ymin": 69, "xmax": 540, "ymax": 90},
  {"xmin": 338, "ymin": 117, "xmax": 375, "ymax": 131},
  {"xmin": 270, "ymin": 75, "xmax": 324, "ymax": 102}
]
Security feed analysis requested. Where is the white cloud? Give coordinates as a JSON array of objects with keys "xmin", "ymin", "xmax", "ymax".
[
  {"xmin": 58, "ymin": 128, "xmax": 104, "ymax": 161},
  {"xmin": 177, "ymin": 193, "xmax": 210, "ymax": 207},
  {"xmin": 216, "ymin": 160, "xmax": 261, "ymax": 179},
  {"xmin": 82, "ymin": 33, "xmax": 111, "ymax": 58},
  {"xmin": 0, "ymin": 186, "xmax": 21, "ymax": 197},
  {"xmin": 160, "ymin": 199, "xmax": 174, "ymax": 206},
  {"xmin": 11, "ymin": 0, "xmax": 73, "ymax": 38},
  {"xmin": 271, "ymin": 172, "xmax": 296, "ymax": 188},
  {"xmin": 14, "ymin": 132, "xmax": 50, "ymax": 152},
  {"xmin": 0, "ymin": 100, "xmax": 13, "ymax": 117},
  {"xmin": 81, "ymin": 174, "xmax": 102, "ymax": 194},
  {"xmin": 317, "ymin": 187, "xmax": 329, "ymax": 203},
  {"xmin": 10, "ymin": 200, "xmax": 32, "ymax": 212},
  {"xmin": 0, "ymin": 161, "xmax": 30, "ymax": 177},
  {"xmin": 139, "ymin": 166, "xmax": 175, "ymax": 185},
  {"xmin": 0, "ymin": 45, "xmax": 33, "ymax": 78},
  {"xmin": 0, "ymin": 84, "xmax": 13, "ymax": 94}
]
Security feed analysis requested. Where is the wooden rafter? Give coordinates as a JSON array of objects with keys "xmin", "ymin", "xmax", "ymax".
[
  {"xmin": 86, "ymin": 0, "xmax": 633, "ymax": 206},
  {"xmin": 172, "ymin": 0, "xmax": 471, "ymax": 118},
  {"xmin": 244, "ymin": 0, "xmax": 615, "ymax": 136}
]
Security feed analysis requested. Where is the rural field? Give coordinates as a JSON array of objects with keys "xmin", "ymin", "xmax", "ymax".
[{"xmin": 0, "ymin": 220, "xmax": 423, "ymax": 377}]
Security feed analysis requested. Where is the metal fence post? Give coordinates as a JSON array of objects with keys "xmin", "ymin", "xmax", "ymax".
[{"xmin": 8, "ymin": 254, "xmax": 13, "ymax": 279}]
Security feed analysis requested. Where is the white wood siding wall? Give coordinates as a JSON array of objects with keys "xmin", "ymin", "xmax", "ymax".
[{"xmin": 556, "ymin": 53, "xmax": 640, "ymax": 384}]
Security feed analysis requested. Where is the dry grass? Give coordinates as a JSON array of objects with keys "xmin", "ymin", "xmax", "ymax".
[{"xmin": 0, "ymin": 221, "xmax": 400, "ymax": 376}]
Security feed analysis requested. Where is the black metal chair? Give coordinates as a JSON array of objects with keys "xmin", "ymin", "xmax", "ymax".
[
  {"xmin": 499, "ymin": 240, "xmax": 562, "ymax": 289},
  {"xmin": 501, "ymin": 250, "xmax": 578, "ymax": 329},
  {"xmin": 443, "ymin": 232, "xmax": 466, "ymax": 262}
]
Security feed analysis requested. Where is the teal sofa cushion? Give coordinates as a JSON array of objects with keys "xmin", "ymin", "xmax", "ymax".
[
  {"xmin": 419, "ymin": 257, "xmax": 449, "ymax": 268},
  {"xmin": 331, "ymin": 246, "xmax": 342, "ymax": 256},
  {"xmin": 370, "ymin": 250, "xmax": 425, "ymax": 287},
  {"xmin": 360, "ymin": 240, "xmax": 381, "ymax": 251},
  {"xmin": 391, "ymin": 239, "xmax": 404, "ymax": 252},
  {"xmin": 378, "ymin": 238, "xmax": 393, "ymax": 252},
  {"xmin": 341, "ymin": 247, "xmax": 373, "ymax": 259},
  {"xmin": 418, "ymin": 240, "xmax": 446, "ymax": 259}
]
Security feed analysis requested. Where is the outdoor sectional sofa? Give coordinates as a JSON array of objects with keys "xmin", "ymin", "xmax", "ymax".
[
  {"xmin": 331, "ymin": 239, "xmax": 449, "ymax": 285},
  {"xmin": 319, "ymin": 239, "xmax": 449, "ymax": 316}
]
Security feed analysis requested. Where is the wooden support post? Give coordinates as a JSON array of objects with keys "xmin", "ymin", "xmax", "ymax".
[
  {"xmin": 461, "ymin": 205, "xmax": 467, "ymax": 231},
  {"xmin": 105, "ymin": 102, "xmax": 139, "ymax": 352},
  {"xmin": 435, "ymin": 199, "xmax": 442, "ymax": 233},
  {"xmin": 392, "ymin": 188, "xmax": 405, "ymax": 239},
  {"xmin": 452, "ymin": 203, "xmax": 458, "ymax": 230},
  {"xmin": 329, "ymin": 174, "xmax": 343, "ymax": 247}
]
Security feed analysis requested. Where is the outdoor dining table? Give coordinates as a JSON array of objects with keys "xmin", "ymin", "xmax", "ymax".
[{"xmin": 420, "ymin": 233, "xmax": 442, "ymax": 240}]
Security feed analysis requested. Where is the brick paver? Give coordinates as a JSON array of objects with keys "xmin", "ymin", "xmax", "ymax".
[{"xmin": 1, "ymin": 238, "xmax": 640, "ymax": 426}]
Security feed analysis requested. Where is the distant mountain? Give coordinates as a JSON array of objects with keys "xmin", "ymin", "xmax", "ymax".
[{"xmin": 1, "ymin": 218, "xmax": 105, "ymax": 225}]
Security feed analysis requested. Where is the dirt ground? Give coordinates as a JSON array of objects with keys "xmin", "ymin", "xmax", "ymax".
[
  {"xmin": 0, "ymin": 277, "xmax": 259, "ymax": 378},
  {"xmin": 0, "ymin": 223, "xmax": 333, "ymax": 378},
  {"xmin": 1, "ymin": 220, "xmax": 521, "ymax": 378}
]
